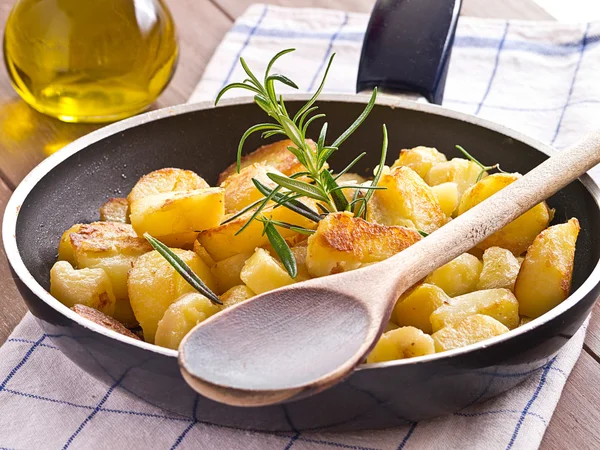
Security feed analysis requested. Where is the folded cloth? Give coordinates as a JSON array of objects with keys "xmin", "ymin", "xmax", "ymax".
[{"xmin": 1, "ymin": 4, "xmax": 597, "ymax": 449}]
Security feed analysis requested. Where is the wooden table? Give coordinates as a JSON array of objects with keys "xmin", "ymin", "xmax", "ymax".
[{"xmin": 0, "ymin": 0, "xmax": 598, "ymax": 448}]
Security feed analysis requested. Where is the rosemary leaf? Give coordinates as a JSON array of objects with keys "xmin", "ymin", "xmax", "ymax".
[
  {"xmin": 253, "ymin": 178, "xmax": 322, "ymax": 222},
  {"xmin": 267, "ymin": 219, "xmax": 315, "ymax": 235},
  {"xmin": 356, "ymin": 124, "xmax": 388, "ymax": 218},
  {"xmin": 334, "ymin": 152, "xmax": 367, "ymax": 179},
  {"xmin": 234, "ymin": 184, "xmax": 282, "ymax": 236},
  {"xmin": 316, "ymin": 202, "xmax": 331, "ymax": 215},
  {"xmin": 266, "ymin": 74, "xmax": 299, "ymax": 90},
  {"xmin": 144, "ymin": 234, "xmax": 222, "ymax": 305},
  {"xmin": 292, "ymin": 53, "xmax": 335, "ymax": 123},
  {"xmin": 240, "ymin": 57, "xmax": 262, "ymax": 89},
  {"xmin": 321, "ymin": 169, "xmax": 349, "ymax": 211},
  {"xmin": 317, "ymin": 122, "xmax": 328, "ymax": 152},
  {"xmin": 236, "ymin": 123, "xmax": 280, "ymax": 173},
  {"xmin": 215, "ymin": 82, "xmax": 262, "ymax": 106},
  {"xmin": 418, "ymin": 230, "xmax": 429, "ymax": 237},
  {"xmin": 279, "ymin": 116, "xmax": 305, "ymax": 150},
  {"xmin": 298, "ymin": 106, "xmax": 319, "ymax": 132},
  {"xmin": 302, "ymin": 113, "xmax": 327, "ymax": 137},
  {"xmin": 265, "ymin": 48, "xmax": 296, "ymax": 79},
  {"xmin": 263, "ymin": 221, "xmax": 298, "ymax": 278},
  {"xmin": 267, "ymin": 172, "xmax": 330, "ymax": 203},
  {"xmin": 220, "ymin": 198, "xmax": 264, "ymax": 225},
  {"xmin": 332, "ymin": 88, "xmax": 377, "ymax": 148}
]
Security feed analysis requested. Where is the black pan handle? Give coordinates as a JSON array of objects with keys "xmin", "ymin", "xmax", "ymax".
[{"xmin": 357, "ymin": 0, "xmax": 462, "ymax": 105}]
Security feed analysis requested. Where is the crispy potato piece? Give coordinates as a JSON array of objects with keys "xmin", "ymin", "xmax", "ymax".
[
  {"xmin": 58, "ymin": 224, "xmax": 83, "ymax": 266},
  {"xmin": 290, "ymin": 244, "xmax": 311, "ymax": 282},
  {"xmin": 430, "ymin": 288, "xmax": 520, "ymax": 332},
  {"xmin": 217, "ymin": 139, "xmax": 317, "ymax": 184},
  {"xmin": 306, "ymin": 212, "xmax": 422, "ymax": 277},
  {"xmin": 240, "ymin": 248, "xmax": 295, "ymax": 294},
  {"xmin": 71, "ymin": 304, "xmax": 140, "ymax": 340},
  {"xmin": 99, "ymin": 198, "xmax": 129, "ymax": 223},
  {"xmin": 431, "ymin": 182, "xmax": 459, "ymax": 217},
  {"xmin": 129, "ymin": 188, "xmax": 225, "ymax": 248},
  {"xmin": 367, "ymin": 166, "xmax": 447, "ymax": 233},
  {"xmin": 424, "ymin": 253, "xmax": 482, "ymax": 297},
  {"xmin": 335, "ymin": 172, "xmax": 368, "ymax": 202},
  {"xmin": 391, "ymin": 146, "xmax": 447, "ymax": 179},
  {"xmin": 432, "ymin": 314, "xmax": 509, "ymax": 352},
  {"xmin": 192, "ymin": 241, "xmax": 216, "ymax": 268},
  {"xmin": 515, "ymin": 219, "xmax": 580, "ymax": 319},
  {"xmin": 211, "ymin": 252, "xmax": 252, "ymax": 294},
  {"xmin": 221, "ymin": 163, "xmax": 283, "ymax": 214},
  {"xmin": 128, "ymin": 249, "xmax": 216, "ymax": 343},
  {"xmin": 66, "ymin": 221, "xmax": 152, "ymax": 326},
  {"xmin": 425, "ymin": 158, "xmax": 484, "ymax": 198},
  {"xmin": 127, "ymin": 168, "xmax": 209, "ymax": 205},
  {"xmin": 198, "ymin": 200, "xmax": 318, "ymax": 261},
  {"xmin": 154, "ymin": 293, "xmax": 221, "ymax": 349},
  {"xmin": 366, "ymin": 326, "xmax": 435, "ymax": 363},
  {"xmin": 476, "ymin": 247, "xmax": 521, "ymax": 291},
  {"xmin": 393, "ymin": 283, "xmax": 449, "ymax": 334},
  {"xmin": 457, "ymin": 173, "xmax": 551, "ymax": 255},
  {"xmin": 220, "ymin": 285, "xmax": 255, "ymax": 308},
  {"xmin": 50, "ymin": 261, "xmax": 116, "ymax": 316}
]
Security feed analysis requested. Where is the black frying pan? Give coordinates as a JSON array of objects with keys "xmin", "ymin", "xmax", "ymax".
[{"xmin": 3, "ymin": 0, "xmax": 600, "ymax": 431}]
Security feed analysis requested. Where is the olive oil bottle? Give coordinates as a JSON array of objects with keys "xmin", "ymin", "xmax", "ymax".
[{"xmin": 3, "ymin": 0, "xmax": 178, "ymax": 123}]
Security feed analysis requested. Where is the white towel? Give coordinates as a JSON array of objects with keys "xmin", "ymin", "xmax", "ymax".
[{"xmin": 1, "ymin": 4, "xmax": 597, "ymax": 449}]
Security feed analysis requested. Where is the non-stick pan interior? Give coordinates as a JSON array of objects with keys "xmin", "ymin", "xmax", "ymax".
[{"xmin": 15, "ymin": 100, "xmax": 600, "ymax": 301}]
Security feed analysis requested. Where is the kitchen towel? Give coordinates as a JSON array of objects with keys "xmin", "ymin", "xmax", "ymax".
[{"xmin": 1, "ymin": 4, "xmax": 598, "ymax": 449}]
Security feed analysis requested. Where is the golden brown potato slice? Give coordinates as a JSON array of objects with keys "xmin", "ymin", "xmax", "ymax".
[
  {"xmin": 58, "ymin": 224, "xmax": 83, "ymax": 266},
  {"xmin": 192, "ymin": 241, "xmax": 216, "ymax": 268},
  {"xmin": 367, "ymin": 166, "xmax": 447, "ymax": 233},
  {"xmin": 432, "ymin": 314, "xmax": 509, "ymax": 352},
  {"xmin": 128, "ymin": 249, "xmax": 217, "ymax": 343},
  {"xmin": 66, "ymin": 221, "xmax": 152, "ymax": 326},
  {"xmin": 50, "ymin": 261, "xmax": 116, "ymax": 316},
  {"xmin": 457, "ymin": 173, "xmax": 551, "ymax": 255},
  {"xmin": 424, "ymin": 253, "xmax": 482, "ymax": 297},
  {"xmin": 431, "ymin": 182, "xmax": 459, "ymax": 217},
  {"xmin": 240, "ymin": 248, "xmax": 296, "ymax": 294},
  {"xmin": 211, "ymin": 252, "xmax": 252, "ymax": 294},
  {"xmin": 127, "ymin": 168, "xmax": 209, "ymax": 205},
  {"xmin": 154, "ymin": 293, "xmax": 221, "ymax": 349},
  {"xmin": 393, "ymin": 283, "xmax": 449, "ymax": 334},
  {"xmin": 425, "ymin": 158, "xmax": 485, "ymax": 198},
  {"xmin": 99, "ymin": 198, "xmax": 129, "ymax": 223},
  {"xmin": 391, "ymin": 146, "xmax": 447, "ymax": 179},
  {"xmin": 430, "ymin": 288, "xmax": 520, "ymax": 332},
  {"xmin": 129, "ymin": 187, "xmax": 225, "ymax": 248},
  {"xmin": 71, "ymin": 304, "xmax": 140, "ymax": 340},
  {"xmin": 514, "ymin": 218, "xmax": 580, "ymax": 319},
  {"xmin": 220, "ymin": 285, "xmax": 255, "ymax": 308},
  {"xmin": 306, "ymin": 212, "xmax": 422, "ymax": 277},
  {"xmin": 366, "ymin": 326, "xmax": 435, "ymax": 363},
  {"xmin": 217, "ymin": 139, "xmax": 317, "ymax": 184},
  {"xmin": 221, "ymin": 163, "xmax": 283, "ymax": 214},
  {"xmin": 198, "ymin": 200, "xmax": 318, "ymax": 261},
  {"xmin": 476, "ymin": 247, "xmax": 521, "ymax": 291}
]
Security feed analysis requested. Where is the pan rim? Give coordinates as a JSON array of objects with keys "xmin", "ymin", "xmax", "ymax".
[{"xmin": 3, "ymin": 93, "xmax": 600, "ymax": 371}]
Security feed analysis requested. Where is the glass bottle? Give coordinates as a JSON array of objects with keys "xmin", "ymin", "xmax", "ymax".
[{"xmin": 3, "ymin": 0, "xmax": 178, "ymax": 123}]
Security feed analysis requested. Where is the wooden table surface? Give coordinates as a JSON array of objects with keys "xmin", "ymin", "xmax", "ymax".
[{"xmin": 0, "ymin": 0, "xmax": 598, "ymax": 448}]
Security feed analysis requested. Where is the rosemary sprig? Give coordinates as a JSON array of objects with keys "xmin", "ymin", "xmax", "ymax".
[
  {"xmin": 144, "ymin": 234, "xmax": 222, "ymax": 305},
  {"xmin": 259, "ymin": 218, "xmax": 298, "ymax": 278},
  {"xmin": 456, "ymin": 145, "xmax": 506, "ymax": 182}
]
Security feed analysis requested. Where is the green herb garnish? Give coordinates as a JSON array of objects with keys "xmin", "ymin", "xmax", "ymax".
[{"xmin": 455, "ymin": 145, "xmax": 506, "ymax": 182}]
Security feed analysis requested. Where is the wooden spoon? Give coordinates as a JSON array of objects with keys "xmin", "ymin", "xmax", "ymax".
[{"xmin": 179, "ymin": 130, "xmax": 600, "ymax": 407}]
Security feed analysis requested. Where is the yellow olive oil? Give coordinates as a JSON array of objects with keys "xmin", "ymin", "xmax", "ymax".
[{"xmin": 3, "ymin": 0, "xmax": 178, "ymax": 123}]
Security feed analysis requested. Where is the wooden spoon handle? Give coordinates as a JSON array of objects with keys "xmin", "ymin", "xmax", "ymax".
[{"xmin": 383, "ymin": 129, "xmax": 600, "ymax": 295}]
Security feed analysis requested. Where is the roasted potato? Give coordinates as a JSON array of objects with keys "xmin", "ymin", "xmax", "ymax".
[
  {"xmin": 391, "ymin": 146, "xmax": 447, "ymax": 179},
  {"xmin": 198, "ymin": 200, "xmax": 318, "ymax": 261},
  {"xmin": 65, "ymin": 221, "xmax": 152, "ymax": 326},
  {"xmin": 240, "ymin": 248, "xmax": 295, "ymax": 294},
  {"xmin": 57, "ymin": 224, "xmax": 83, "ymax": 266},
  {"xmin": 425, "ymin": 158, "xmax": 485, "ymax": 198},
  {"xmin": 211, "ymin": 252, "xmax": 252, "ymax": 294},
  {"xmin": 335, "ymin": 172, "xmax": 368, "ymax": 202},
  {"xmin": 220, "ymin": 163, "xmax": 283, "ymax": 214},
  {"xmin": 128, "ymin": 249, "xmax": 216, "ymax": 343},
  {"xmin": 515, "ymin": 219, "xmax": 580, "ymax": 319},
  {"xmin": 129, "ymin": 188, "xmax": 225, "ymax": 248},
  {"xmin": 220, "ymin": 285, "xmax": 255, "ymax": 308},
  {"xmin": 71, "ymin": 304, "xmax": 140, "ymax": 340},
  {"xmin": 218, "ymin": 139, "xmax": 317, "ymax": 184},
  {"xmin": 476, "ymin": 246, "xmax": 520, "ymax": 291},
  {"xmin": 366, "ymin": 326, "xmax": 435, "ymax": 363},
  {"xmin": 290, "ymin": 244, "xmax": 312, "ymax": 282},
  {"xmin": 306, "ymin": 212, "xmax": 422, "ymax": 277},
  {"xmin": 430, "ymin": 288, "xmax": 520, "ymax": 332},
  {"xmin": 424, "ymin": 253, "xmax": 482, "ymax": 297},
  {"xmin": 99, "ymin": 198, "xmax": 129, "ymax": 223},
  {"xmin": 127, "ymin": 168, "xmax": 209, "ymax": 204},
  {"xmin": 432, "ymin": 314, "xmax": 509, "ymax": 352},
  {"xmin": 457, "ymin": 173, "xmax": 551, "ymax": 255},
  {"xmin": 431, "ymin": 182, "xmax": 459, "ymax": 217},
  {"xmin": 393, "ymin": 283, "xmax": 449, "ymax": 334},
  {"xmin": 154, "ymin": 292, "xmax": 221, "ymax": 349},
  {"xmin": 367, "ymin": 166, "xmax": 447, "ymax": 233},
  {"xmin": 192, "ymin": 241, "xmax": 216, "ymax": 268},
  {"xmin": 50, "ymin": 261, "xmax": 116, "ymax": 316}
]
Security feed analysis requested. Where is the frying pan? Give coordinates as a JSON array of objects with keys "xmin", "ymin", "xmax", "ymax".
[{"xmin": 3, "ymin": 0, "xmax": 600, "ymax": 431}]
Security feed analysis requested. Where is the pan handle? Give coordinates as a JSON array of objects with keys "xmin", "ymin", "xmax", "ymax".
[{"xmin": 356, "ymin": 0, "xmax": 462, "ymax": 105}]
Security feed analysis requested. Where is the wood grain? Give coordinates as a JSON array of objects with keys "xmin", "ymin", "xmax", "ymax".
[{"xmin": 584, "ymin": 302, "xmax": 600, "ymax": 356}]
